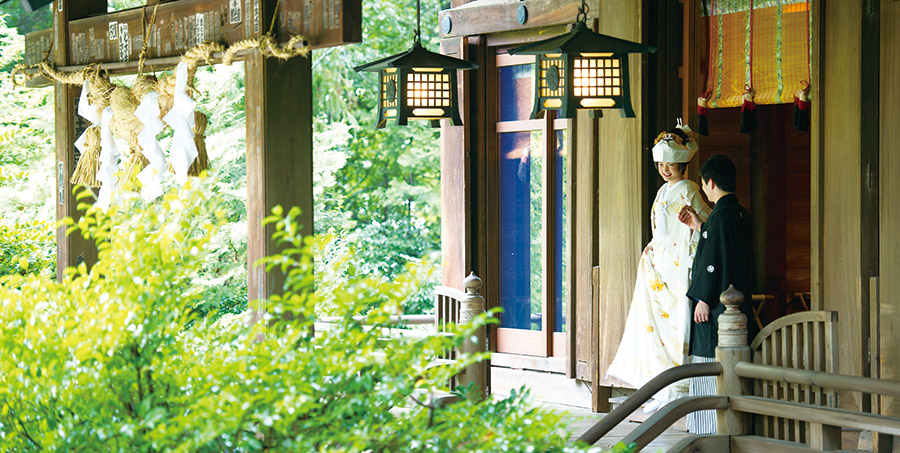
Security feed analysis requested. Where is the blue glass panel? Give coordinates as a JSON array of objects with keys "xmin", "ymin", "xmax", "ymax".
[
  {"xmin": 499, "ymin": 131, "xmax": 543, "ymax": 330},
  {"xmin": 498, "ymin": 64, "xmax": 535, "ymax": 122}
]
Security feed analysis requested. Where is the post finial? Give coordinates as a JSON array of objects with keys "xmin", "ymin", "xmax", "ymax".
[
  {"xmin": 464, "ymin": 272, "xmax": 482, "ymax": 294},
  {"xmin": 718, "ymin": 284, "xmax": 748, "ymax": 348}
]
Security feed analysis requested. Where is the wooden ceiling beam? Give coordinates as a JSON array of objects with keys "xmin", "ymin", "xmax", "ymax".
[
  {"xmin": 24, "ymin": 0, "xmax": 360, "ymax": 75},
  {"xmin": 438, "ymin": 0, "xmax": 592, "ymax": 38}
]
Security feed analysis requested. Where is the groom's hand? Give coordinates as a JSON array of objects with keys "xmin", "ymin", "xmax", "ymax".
[{"xmin": 694, "ymin": 300, "xmax": 710, "ymax": 323}]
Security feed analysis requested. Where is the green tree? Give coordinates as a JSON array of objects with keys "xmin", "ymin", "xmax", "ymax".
[
  {"xmin": 0, "ymin": 183, "xmax": 590, "ymax": 452},
  {"xmin": 0, "ymin": 14, "xmax": 55, "ymax": 277},
  {"xmin": 312, "ymin": 0, "xmax": 446, "ymax": 314}
]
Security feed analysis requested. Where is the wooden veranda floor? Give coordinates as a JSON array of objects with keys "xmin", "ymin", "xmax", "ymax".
[
  {"xmin": 547, "ymin": 403, "xmax": 690, "ymax": 451},
  {"xmin": 550, "ymin": 402, "xmax": 879, "ymax": 452}
]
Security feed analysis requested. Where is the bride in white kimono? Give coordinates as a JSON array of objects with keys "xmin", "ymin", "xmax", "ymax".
[{"xmin": 606, "ymin": 122, "xmax": 712, "ymax": 407}]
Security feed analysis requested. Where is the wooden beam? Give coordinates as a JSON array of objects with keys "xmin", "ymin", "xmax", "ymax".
[
  {"xmin": 730, "ymin": 435, "xmax": 819, "ymax": 452},
  {"xmin": 438, "ymin": 0, "xmax": 587, "ymax": 38},
  {"xmin": 26, "ymin": 0, "xmax": 360, "ymax": 69},
  {"xmin": 730, "ymin": 396, "xmax": 900, "ymax": 435},
  {"xmin": 245, "ymin": 0, "xmax": 313, "ymax": 308},
  {"xmin": 53, "ymin": 0, "xmax": 105, "ymax": 280}
]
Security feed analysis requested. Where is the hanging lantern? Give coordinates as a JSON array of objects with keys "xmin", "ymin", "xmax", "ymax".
[
  {"xmin": 508, "ymin": 2, "xmax": 655, "ymax": 119},
  {"xmin": 354, "ymin": 0, "xmax": 478, "ymax": 128}
]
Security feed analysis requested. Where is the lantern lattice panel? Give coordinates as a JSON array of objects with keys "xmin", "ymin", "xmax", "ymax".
[
  {"xmin": 539, "ymin": 57, "xmax": 566, "ymax": 97},
  {"xmin": 573, "ymin": 57, "xmax": 622, "ymax": 98},
  {"xmin": 381, "ymin": 73, "xmax": 399, "ymax": 108},
  {"xmin": 406, "ymin": 72, "xmax": 451, "ymax": 108}
]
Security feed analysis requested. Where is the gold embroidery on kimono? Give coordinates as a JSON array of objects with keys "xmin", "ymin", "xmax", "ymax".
[{"xmin": 606, "ymin": 179, "xmax": 711, "ymax": 405}]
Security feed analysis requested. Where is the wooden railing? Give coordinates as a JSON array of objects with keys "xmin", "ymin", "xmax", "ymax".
[
  {"xmin": 749, "ymin": 309, "xmax": 839, "ymax": 443},
  {"xmin": 314, "ymin": 273, "xmax": 487, "ymax": 396},
  {"xmin": 579, "ymin": 286, "xmax": 900, "ymax": 452}
]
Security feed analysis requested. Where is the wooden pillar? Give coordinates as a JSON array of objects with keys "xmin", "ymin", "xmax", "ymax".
[
  {"xmin": 715, "ymin": 285, "xmax": 752, "ymax": 435},
  {"xmin": 879, "ymin": 0, "xmax": 900, "ymax": 420},
  {"xmin": 822, "ymin": 0, "xmax": 865, "ymax": 411},
  {"xmin": 52, "ymin": 0, "xmax": 104, "ymax": 280},
  {"xmin": 245, "ymin": 0, "xmax": 313, "ymax": 308},
  {"xmin": 439, "ymin": 37, "xmax": 479, "ymax": 289},
  {"xmin": 809, "ymin": 0, "xmax": 825, "ymax": 312},
  {"xmin": 593, "ymin": 0, "xmax": 645, "ymax": 412},
  {"xmin": 859, "ymin": 0, "xmax": 880, "ymax": 414}
]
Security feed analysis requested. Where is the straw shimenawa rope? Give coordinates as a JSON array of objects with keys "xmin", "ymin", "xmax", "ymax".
[
  {"xmin": 110, "ymin": 85, "xmax": 147, "ymax": 192},
  {"xmin": 189, "ymin": 111, "xmax": 209, "ymax": 176},
  {"xmin": 10, "ymin": 26, "xmax": 311, "ymax": 189},
  {"xmin": 70, "ymin": 126, "xmax": 102, "ymax": 187},
  {"xmin": 132, "ymin": 74, "xmax": 160, "ymax": 103},
  {"xmin": 70, "ymin": 68, "xmax": 115, "ymax": 188}
]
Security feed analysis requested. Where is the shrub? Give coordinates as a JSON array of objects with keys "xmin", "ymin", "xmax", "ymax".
[
  {"xmin": 0, "ymin": 219, "xmax": 54, "ymax": 278},
  {"xmin": 0, "ymin": 182, "xmax": 591, "ymax": 451}
]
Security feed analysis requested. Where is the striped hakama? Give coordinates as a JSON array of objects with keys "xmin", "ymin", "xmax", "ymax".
[{"xmin": 686, "ymin": 355, "xmax": 717, "ymax": 434}]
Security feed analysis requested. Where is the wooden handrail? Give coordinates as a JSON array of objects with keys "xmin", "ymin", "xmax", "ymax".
[
  {"xmin": 317, "ymin": 314, "xmax": 435, "ymax": 325},
  {"xmin": 313, "ymin": 322, "xmax": 454, "ymax": 339},
  {"xmin": 666, "ymin": 434, "xmax": 730, "ymax": 452},
  {"xmin": 730, "ymin": 396, "xmax": 900, "ymax": 436},
  {"xmin": 750, "ymin": 310, "xmax": 838, "ymax": 349},
  {"xmin": 575, "ymin": 362, "xmax": 723, "ymax": 445},
  {"xmin": 729, "ymin": 435, "xmax": 824, "ymax": 453},
  {"xmin": 735, "ymin": 362, "xmax": 900, "ymax": 398},
  {"xmin": 619, "ymin": 396, "xmax": 729, "ymax": 451},
  {"xmin": 433, "ymin": 285, "xmax": 465, "ymax": 300}
]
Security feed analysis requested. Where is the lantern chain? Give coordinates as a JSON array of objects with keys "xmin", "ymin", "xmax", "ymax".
[
  {"xmin": 577, "ymin": 0, "xmax": 589, "ymax": 23},
  {"xmin": 415, "ymin": 0, "xmax": 422, "ymax": 44}
]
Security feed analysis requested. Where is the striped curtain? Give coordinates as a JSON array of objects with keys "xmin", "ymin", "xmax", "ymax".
[{"xmin": 704, "ymin": 0, "xmax": 811, "ymax": 108}]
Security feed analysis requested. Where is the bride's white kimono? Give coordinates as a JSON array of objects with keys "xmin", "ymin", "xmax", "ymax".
[{"xmin": 607, "ymin": 178, "xmax": 711, "ymax": 404}]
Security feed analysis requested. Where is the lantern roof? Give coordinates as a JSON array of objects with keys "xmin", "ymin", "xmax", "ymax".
[
  {"xmin": 354, "ymin": 42, "xmax": 480, "ymax": 72},
  {"xmin": 508, "ymin": 21, "xmax": 657, "ymax": 55}
]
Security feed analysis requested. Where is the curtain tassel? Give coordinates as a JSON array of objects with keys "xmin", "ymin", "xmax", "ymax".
[
  {"xmin": 697, "ymin": 92, "xmax": 710, "ymax": 136},
  {"xmin": 740, "ymin": 86, "xmax": 757, "ymax": 134},
  {"xmin": 792, "ymin": 81, "xmax": 811, "ymax": 132}
]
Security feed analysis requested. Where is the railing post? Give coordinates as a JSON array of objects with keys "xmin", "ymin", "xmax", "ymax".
[
  {"xmin": 716, "ymin": 285, "xmax": 752, "ymax": 435},
  {"xmin": 809, "ymin": 422, "xmax": 842, "ymax": 450},
  {"xmin": 457, "ymin": 272, "xmax": 486, "ymax": 399}
]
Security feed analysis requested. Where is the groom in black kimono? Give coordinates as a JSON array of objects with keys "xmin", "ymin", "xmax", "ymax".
[{"xmin": 678, "ymin": 154, "xmax": 756, "ymax": 434}]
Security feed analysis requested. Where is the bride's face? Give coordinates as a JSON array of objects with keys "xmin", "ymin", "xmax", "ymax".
[{"xmin": 657, "ymin": 162, "xmax": 685, "ymax": 183}]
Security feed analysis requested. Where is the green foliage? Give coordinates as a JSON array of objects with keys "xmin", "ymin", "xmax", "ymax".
[
  {"xmin": 310, "ymin": 0, "xmax": 445, "ymax": 314},
  {"xmin": 0, "ymin": 219, "xmax": 54, "ymax": 278},
  {"xmin": 0, "ymin": 6, "xmax": 50, "ymax": 37},
  {"xmin": 612, "ymin": 441, "xmax": 639, "ymax": 453},
  {"xmin": 0, "ymin": 14, "xmax": 57, "ymax": 279},
  {"xmin": 0, "ymin": 186, "xmax": 590, "ymax": 451}
]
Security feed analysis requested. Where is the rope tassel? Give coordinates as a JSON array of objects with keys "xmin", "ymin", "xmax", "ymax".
[
  {"xmin": 792, "ymin": 81, "xmax": 811, "ymax": 132},
  {"xmin": 740, "ymin": 87, "xmax": 757, "ymax": 134},
  {"xmin": 189, "ymin": 111, "xmax": 210, "ymax": 176},
  {"xmin": 71, "ymin": 126, "xmax": 102, "ymax": 187},
  {"xmin": 697, "ymin": 93, "xmax": 710, "ymax": 137}
]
